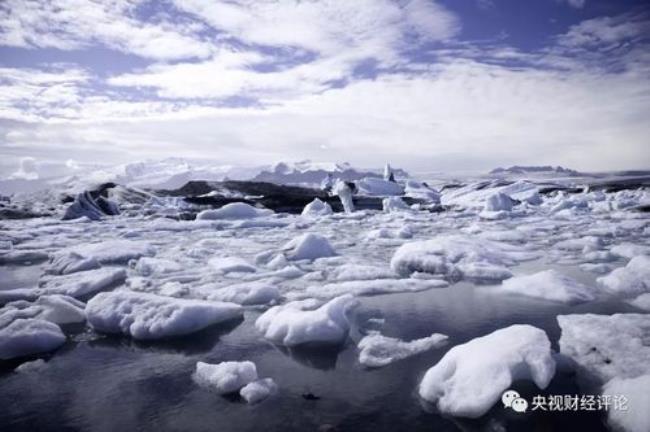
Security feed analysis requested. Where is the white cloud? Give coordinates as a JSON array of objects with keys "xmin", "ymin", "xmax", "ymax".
[
  {"xmin": 560, "ymin": 0, "xmax": 586, "ymax": 9},
  {"xmin": 0, "ymin": 0, "xmax": 213, "ymax": 60}
]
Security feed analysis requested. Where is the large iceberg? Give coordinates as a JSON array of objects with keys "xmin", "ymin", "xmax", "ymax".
[
  {"xmin": 255, "ymin": 295, "xmax": 358, "ymax": 346},
  {"xmin": 557, "ymin": 313, "xmax": 650, "ymax": 382},
  {"xmin": 418, "ymin": 324, "xmax": 555, "ymax": 418},
  {"xmin": 358, "ymin": 331, "xmax": 448, "ymax": 368},
  {"xmin": 497, "ymin": 270, "xmax": 596, "ymax": 304},
  {"xmin": 86, "ymin": 291, "xmax": 242, "ymax": 340}
]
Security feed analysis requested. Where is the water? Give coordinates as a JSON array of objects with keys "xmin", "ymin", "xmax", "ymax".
[{"xmin": 0, "ymin": 262, "xmax": 635, "ymax": 432}]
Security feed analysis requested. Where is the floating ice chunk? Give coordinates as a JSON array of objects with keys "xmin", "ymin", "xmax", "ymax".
[
  {"xmin": 498, "ymin": 270, "xmax": 596, "ymax": 304},
  {"xmin": 0, "ymin": 250, "xmax": 49, "ymax": 265},
  {"xmin": 597, "ymin": 255, "xmax": 650, "ymax": 297},
  {"xmin": 554, "ymin": 236, "xmax": 604, "ymax": 251},
  {"xmin": 332, "ymin": 180, "xmax": 355, "ymax": 213},
  {"xmin": 1, "ymin": 295, "xmax": 86, "ymax": 325},
  {"xmin": 579, "ymin": 263, "xmax": 612, "ymax": 274},
  {"xmin": 46, "ymin": 251, "xmax": 100, "ymax": 275},
  {"xmin": 86, "ymin": 291, "xmax": 242, "ymax": 340},
  {"xmin": 15, "ymin": 358, "xmax": 47, "ymax": 373},
  {"xmin": 418, "ymin": 324, "xmax": 555, "ymax": 418},
  {"xmin": 628, "ymin": 293, "xmax": 650, "ymax": 311},
  {"xmin": 240, "ymin": 378, "xmax": 278, "ymax": 404},
  {"xmin": 133, "ymin": 257, "xmax": 183, "ymax": 276},
  {"xmin": 65, "ymin": 240, "xmax": 155, "ymax": 264},
  {"xmin": 557, "ymin": 313, "xmax": 650, "ymax": 382},
  {"xmin": 328, "ymin": 264, "xmax": 396, "ymax": 282},
  {"xmin": 255, "ymin": 295, "xmax": 358, "ymax": 346},
  {"xmin": 356, "ymin": 177, "xmax": 403, "ymax": 196},
  {"xmin": 603, "ymin": 374, "xmax": 650, "ymax": 432},
  {"xmin": 303, "ymin": 278, "xmax": 446, "ymax": 300},
  {"xmin": 62, "ymin": 191, "xmax": 120, "ymax": 220},
  {"xmin": 40, "ymin": 267, "xmax": 127, "ymax": 299},
  {"xmin": 301, "ymin": 198, "xmax": 333, "ymax": 217},
  {"xmin": 456, "ymin": 262, "xmax": 513, "ymax": 282},
  {"xmin": 208, "ymin": 256, "xmax": 256, "ymax": 274},
  {"xmin": 194, "ymin": 361, "xmax": 257, "ymax": 394},
  {"xmin": 207, "ymin": 281, "xmax": 280, "ymax": 305},
  {"xmin": 358, "ymin": 331, "xmax": 448, "ymax": 368},
  {"xmin": 0, "ymin": 318, "xmax": 66, "ymax": 360},
  {"xmin": 282, "ymin": 233, "xmax": 336, "ymax": 261},
  {"xmin": 610, "ymin": 243, "xmax": 650, "ymax": 259},
  {"xmin": 382, "ymin": 196, "xmax": 410, "ymax": 213},
  {"xmin": 196, "ymin": 203, "xmax": 272, "ymax": 220},
  {"xmin": 404, "ymin": 180, "xmax": 440, "ymax": 203},
  {"xmin": 484, "ymin": 192, "xmax": 514, "ymax": 212},
  {"xmin": 391, "ymin": 235, "xmax": 528, "ymax": 281}
]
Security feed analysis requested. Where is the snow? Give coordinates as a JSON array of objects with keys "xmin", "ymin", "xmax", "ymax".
[
  {"xmin": 208, "ymin": 256, "xmax": 257, "ymax": 274},
  {"xmin": 603, "ymin": 374, "xmax": 650, "ymax": 432},
  {"xmin": 0, "ymin": 318, "xmax": 66, "ymax": 360},
  {"xmin": 86, "ymin": 291, "xmax": 242, "ymax": 340},
  {"xmin": 497, "ymin": 270, "xmax": 596, "ymax": 304},
  {"xmin": 597, "ymin": 255, "xmax": 650, "ymax": 297},
  {"xmin": 484, "ymin": 192, "xmax": 514, "ymax": 212},
  {"xmin": 404, "ymin": 180, "xmax": 440, "ymax": 203},
  {"xmin": 206, "ymin": 281, "xmax": 280, "ymax": 305},
  {"xmin": 46, "ymin": 251, "xmax": 100, "ymax": 275},
  {"xmin": 355, "ymin": 177, "xmax": 404, "ymax": 196},
  {"xmin": 301, "ymin": 198, "xmax": 333, "ymax": 216},
  {"xmin": 358, "ymin": 331, "xmax": 448, "ymax": 368},
  {"xmin": 418, "ymin": 324, "xmax": 555, "ymax": 418},
  {"xmin": 196, "ymin": 203, "xmax": 272, "ymax": 220},
  {"xmin": 391, "ymin": 235, "xmax": 530, "ymax": 281},
  {"xmin": 382, "ymin": 196, "xmax": 410, "ymax": 212},
  {"xmin": 1, "ymin": 295, "xmax": 86, "ymax": 325},
  {"xmin": 557, "ymin": 313, "xmax": 650, "ymax": 382},
  {"xmin": 281, "ymin": 233, "xmax": 336, "ymax": 261},
  {"xmin": 64, "ymin": 240, "xmax": 155, "ymax": 264},
  {"xmin": 255, "ymin": 295, "xmax": 358, "ymax": 346},
  {"xmin": 240, "ymin": 378, "xmax": 278, "ymax": 404},
  {"xmin": 194, "ymin": 361, "xmax": 258, "ymax": 394}
]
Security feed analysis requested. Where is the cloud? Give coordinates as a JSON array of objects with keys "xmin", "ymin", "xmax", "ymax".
[
  {"xmin": 0, "ymin": 0, "xmax": 213, "ymax": 60},
  {"xmin": 560, "ymin": 0, "xmax": 586, "ymax": 9}
]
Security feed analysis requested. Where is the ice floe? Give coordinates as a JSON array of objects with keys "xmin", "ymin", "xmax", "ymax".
[
  {"xmin": 240, "ymin": 378, "xmax": 278, "ymax": 404},
  {"xmin": 0, "ymin": 318, "xmax": 66, "ymax": 360},
  {"xmin": 194, "ymin": 361, "xmax": 257, "ymax": 394},
  {"xmin": 301, "ymin": 198, "xmax": 333, "ymax": 217},
  {"xmin": 382, "ymin": 196, "xmax": 410, "ymax": 213},
  {"xmin": 196, "ymin": 203, "xmax": 273, "ymax": 220},
  {"xmin": 64, "ymin": 240, "xmax": 155, "ymax": 264},
  {"xmin": 206, "ymin": 281, "xmax": 280, "ymax": 305},
  {"xmin": 418, "ymin": 324, "xmax": 555, "ymax": 418},
  {"xmin": 358, "ymin": 331, "xmax": 448, "ymax": 368},
  {"xmin": 208, "ymin": 256, "xmax": 257, "ymax": 274},
  {"xmin": 255, "ymin": 295, "xmax": 358, "ymax": 346},
  {"xmin": 1, "ymin": 295, "xmax": 86, "ymax": 325},
  {"xmin": 281, "ymin": 233, "xmax": 336, "ymax": 261},
  {"xmin": 597, "ymin": 255, "xmax": 650, "ymax": 297},
  {"xmin": 557, "ymin": 313, "xmax": 650, "ymax": 382},
  {"xmin": 497, "ymin": 270, "xmax": 596, "ymax": 304},
  {"xmin": 45, "ymin": 251, "xmax": 100, "ymax": 275},
  {"xmin": 86, "ymin": 291, "xmax": 242, "ymax": 340},
  {"xmin": 603, "ymin": 374, "xmax": 650, "ymax": 432}
]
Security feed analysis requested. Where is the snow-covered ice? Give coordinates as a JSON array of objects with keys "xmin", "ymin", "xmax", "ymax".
[
  {"xmin": 418, "ymin": 324, "xmax": 555, "ymax": 418},
  {"xmin": 603, "ymin": 374, "xmax": 650, "ymax": 432},
  {"xmin": 597, "ymin": 255, "xmax": 650, "ymax": 297},
  {"xmin": 208, "ymin": 256, "xmax": 257, "ymax": 274},
  {"xmin": 557, "ymin": 313, "xmax": 650, "ymax": 382},
  {"xmin": 206, "ymin": 281, "xmax": 280, "ymax": 305},
  {"xmin": 301, "ymin": 198, "xmax": 333, "ymax": 217},
  {"xmin": 497, "ymin": 270, "xmax": 596, "ymax": 304},
  {"xmin": 255, "ymin": 295, "xmax": 358, "ymax": 346},
  {"xmin": 0, "ymin": 318, "xmax": 66, "ymax": 360},
  {"xmin": 194, "ymin": 361, "xmax": 258, "ymax": 394},
  {"xmin": 196, "ymin": 203, "xmax": 272, "ymax": 220},
  {"xmin": 1, "ymin": 295, "xmax": 86, "ymax": 325},
  {"xmin": 281, "ymin": 233, "xmax": 336, "ymax": 261},
  {"xmin": 358, "ymin": 331, "xmax": 448, "ymax": 368},
  {"xmin": 86, "ymin": 291, "xmax": 242, "ymax": 340},
  {"xmin": 239, "ymin": 378, "xmax": 278, "ymax": 404}
]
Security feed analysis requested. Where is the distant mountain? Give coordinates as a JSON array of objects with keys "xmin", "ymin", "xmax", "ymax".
[{"xmin": 489, "ymin": 165, "xmax": 581, "ymax": 176}]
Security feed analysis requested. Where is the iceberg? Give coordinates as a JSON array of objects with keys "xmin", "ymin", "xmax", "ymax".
[
  {"xmin": 358, "ymin": 331, "xmax": 448, "ymax": 368},
  {"xmin": 418, "ymin": 324, "xmax": 555, "ymax": 418},
  {"xmin": 255, "ymin": 295, "xmax": 358, "ymax": 346},
  {"xmin": 86, "ymin": 291, "xmax": 242, "ymax": 340},
  {"xmin": 194, "ymin": 361, "xmax": 258, "ymax": 394}
]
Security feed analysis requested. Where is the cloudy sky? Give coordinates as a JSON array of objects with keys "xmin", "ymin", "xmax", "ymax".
[{"xmin": 0, "ymin": 0, "xmax": 649, "ymax": 177}]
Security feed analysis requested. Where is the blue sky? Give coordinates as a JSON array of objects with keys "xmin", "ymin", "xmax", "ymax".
[{"xmin": 0, "ymin": 0, "xmax": 649, "ymax": 178}]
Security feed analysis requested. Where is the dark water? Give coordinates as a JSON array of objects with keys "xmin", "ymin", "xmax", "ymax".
[{"xmin": 0, "ymin": 263, "xmax": 639, "ymax": 432}]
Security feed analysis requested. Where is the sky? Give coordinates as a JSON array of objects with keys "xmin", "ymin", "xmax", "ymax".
[{"xmin": 0, "ymin": 0, "xmax": 649, "ymax": 178}]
